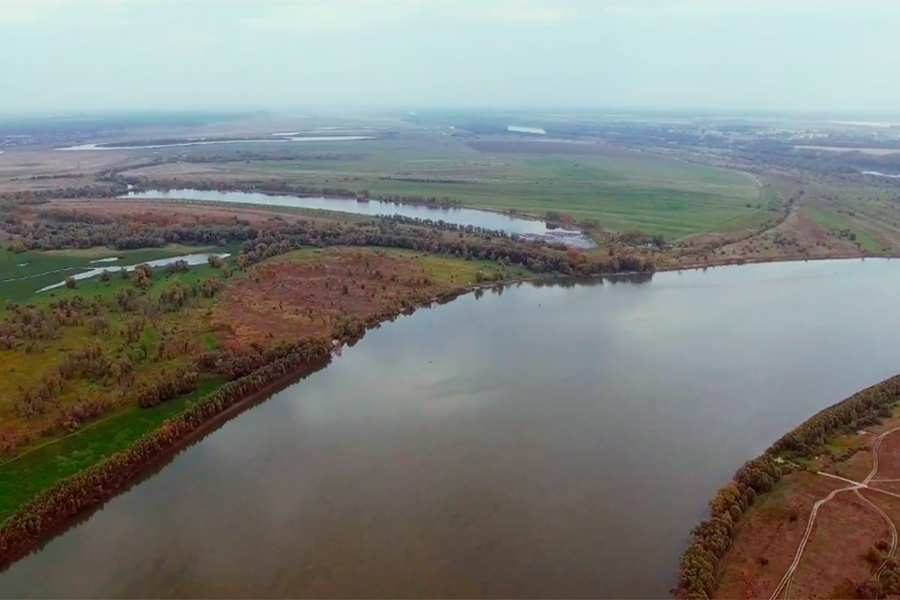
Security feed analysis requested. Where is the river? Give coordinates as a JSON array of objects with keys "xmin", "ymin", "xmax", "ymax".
[
  {"xmin": 56, "ymin": 136, "xmax": 375, "ymax": 151},
  {"xmin": 3, "ymin": 259, "xmax": 900, "ymax": 598},
  {"xmin": 121, "ymin": 189, "xmax": 596, "ymax": 248}
]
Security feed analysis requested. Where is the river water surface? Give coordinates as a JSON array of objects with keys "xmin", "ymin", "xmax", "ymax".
[
  {"xmin": 3, "ymin": 259, "xmax": 900, "ymax": 598},
  {"xmin": 121, "ymin": 189, "xmax": 596, "ymax": 249}
]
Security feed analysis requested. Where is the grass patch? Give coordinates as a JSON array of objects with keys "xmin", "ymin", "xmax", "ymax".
[
  {"xmin": 0, "ymin": 378, "xmax": 224, "ymax": 523},
  {"xmin": 200, "ymin": 332, "xmax": 220, "ymax": 351},
  {"xmin": 0, "ymin": 245, "xmax": 237, "ymax": 305},
  {"xmin": 805, "ymin": 208, "xmax": 883, "ymax": 252},
  {"xmin": 278, "ymin": 246, "xmax": 530, "ymax": 286}
]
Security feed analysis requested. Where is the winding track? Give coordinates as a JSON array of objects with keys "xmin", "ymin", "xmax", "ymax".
[
  {"xmin": 768, "ymin": 483, "xmax": 862, "ymax": 600},
  {"xmin": 768, "ymin": 426, "xmax": 900, "ymax": 600},
  {"xmin": 854, "ymin": 489, "xmax": 898, "ymax": 582}
]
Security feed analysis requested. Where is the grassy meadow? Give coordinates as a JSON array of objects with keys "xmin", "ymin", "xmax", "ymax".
[
  {"xmin": 141, "ymin": 136, "xmax": 763, "ymax": 240},
  {"xmin": 0, "ymin": 245, "xmax": 237, "ymax": 304},
  {"xmin": 0, "ymin": 378, "xmax": 223, "ymax": 523}
]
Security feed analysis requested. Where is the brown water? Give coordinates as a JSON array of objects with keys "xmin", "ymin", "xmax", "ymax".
[{"xmin": 3, "ymin": 259, "xmax": 900, "ymax": 598}]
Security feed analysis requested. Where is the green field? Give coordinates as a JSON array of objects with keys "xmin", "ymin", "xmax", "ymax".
[
  {"xmin": 805, "ymin": 207, "xmax": 883, "ymax": 252},
  {"xmin": 208, "ymin": 137, "xmax": 763, "ymax": 239},
  {"xmin": 0, "ymin": 248, "xmax": 237, "ymax": 523},
  {"xmin": 0, "ymin": 378, "xmax": 223, "ymax": 523},
  {"xmin": 0, "ymin": 244, "xmax": 239, "ymax": 304}
]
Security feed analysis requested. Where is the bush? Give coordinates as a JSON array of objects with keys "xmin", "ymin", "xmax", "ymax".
[
  {"xmin": 165, "ymin": 260, "xmax": 189, "ymax": 274},
  {"xmin": 64, "ymin": 276, "xmax": 77, "ymax": 289}
]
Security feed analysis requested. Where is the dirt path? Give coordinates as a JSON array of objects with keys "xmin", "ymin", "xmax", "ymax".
[
  {"xmin": 854, "ymin": 489, "xmax": 898, "ymax": 582},
  {"xmin": 769, "ymin": 483, "xmax": 863, "ymax": 600},
  {"xmin": 769, "ymin": 426, "xmax": 900, "ymax": 599}
]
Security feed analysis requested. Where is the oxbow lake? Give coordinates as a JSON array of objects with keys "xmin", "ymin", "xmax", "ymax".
[
  {"xmin": 36, "ymin": 253, "xmax": 230, "ymax": 292},
  {"xmin": 3, "ymin": 259, "xmax": 900, "ymax": 598},
  {"xmin": 122, "ymin": 189, "xmax": 596, "ymax": 249}
]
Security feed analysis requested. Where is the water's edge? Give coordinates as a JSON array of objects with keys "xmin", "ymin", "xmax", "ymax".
[{"xmin": 0, "ymin": 274, "xmax": 533, "ymax": 572}]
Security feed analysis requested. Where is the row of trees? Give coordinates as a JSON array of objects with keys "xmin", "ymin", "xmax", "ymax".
[
  {"xmin": 678, "ymin": 455, "xmax": 783, "ymax": 599},
  {"xmin": 3, "ymin": 195, "xmax": 654, "ymax": 277},
  {"xmin": 196, "ymin": 341, "xmax": 323, "ymax": 380},
  {"xmin": 136, "ymin": 368, "xmax": 198, "ymax": 408},
  {"xmin": 771, "ymin": 375, "xmax": 900, "ymax": 457},
  {"xmin": 678, "ymin": 375, "xmax": 900, "ymax": 599},
  {"xmin": 237, "ymin": 219, "xmax": 653, "ymax": 276},
  {"xmin": 0, "ymin": 339, "xmax": 331, "ymax": 566},
  {"xmin": 6, "ymin": 216, "xmax": 256, "ymax": 251},
  {"xmin": 6, "ymin": 205, "xmax": 653, "ymax": 279},
  {"xmin": 0, "ymin": 184, "xmax": 124, "ymax": 204}
]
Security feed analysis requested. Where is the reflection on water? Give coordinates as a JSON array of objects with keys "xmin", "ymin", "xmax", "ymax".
[
  {"xmin": 121, "ymin": 189, "xmax": 597, "ymax": 249},
  {"xmin": 528, "ymin": 272, "xmax": 655, "ymax": 288},
  {"xmin": 4, "ymin": 259, "xmax": 900, "ymax": 598}
]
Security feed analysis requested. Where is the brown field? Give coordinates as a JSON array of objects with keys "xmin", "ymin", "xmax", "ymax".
[
  {"xmin": 717, "ymin": 419, "xmax": 900, "ymax": 599},
  {"xmin": 716, "ymin": 472, "xmax": 856, "ymax": 599},
  {"xmin": 0, "ymin": 149, "xmax": 132, "ymax": 189},
  {"xmin": 38, "ymin": 198, "xmax": 351, "ymax": 227},
  {"xmin": 211, "ymin": 247, "xmax": 522, "ymax": 350},
  {"xmin": 787, "ymin": 489, "xmax": 893, "ymax": 598}
]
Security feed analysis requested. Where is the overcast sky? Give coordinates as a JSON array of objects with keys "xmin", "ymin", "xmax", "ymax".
[{"xmin": 2, "ymin": 0, "xmax": 898, "ymax": 115}]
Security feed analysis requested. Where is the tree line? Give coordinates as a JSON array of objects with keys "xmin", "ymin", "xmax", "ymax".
[
  {"xmin": 677, "ymin": 374, "xmax": 900, "ymax": 599},
  {"xmin": 0, "ymin": 339, "xmax": 331, "ymax": 568},
  {"xmin": 3, "ymin": 208, "xmax": 653, "ymax": 275},
  {"xmin": 238, "ymin": 219, "xmax": 653, "ymax": 276},
  {"xmin": 3, "ymin": 210, "xmax": 256, "ymax": 251}
]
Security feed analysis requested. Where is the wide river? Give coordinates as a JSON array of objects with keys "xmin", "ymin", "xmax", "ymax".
[
  {"xmin": 121, "ymin": 189, "xmax": 597, "ymax": 249},
  {"xmin": 3, "ymin": 259, "xmax": 900, "ymax": 598}
]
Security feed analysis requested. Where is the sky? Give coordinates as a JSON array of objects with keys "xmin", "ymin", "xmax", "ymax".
[{"xmin": 1, "ymin": 0, "xmax": 899, "ymax": 116}]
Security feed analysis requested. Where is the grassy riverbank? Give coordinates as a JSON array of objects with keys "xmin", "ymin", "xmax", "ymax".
[
  {"xmin": 0, "ymin": 241, "xmax": 533, "ymax": 551},
  {"xmin": 0, "ymin": 378, "xmax": 222, "ymax": 523}
]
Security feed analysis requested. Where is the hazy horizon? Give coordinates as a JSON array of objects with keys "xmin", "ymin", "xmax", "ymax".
[{"xmin": 2, "ymin": 0, "xmax": 899, "ymax": 116}]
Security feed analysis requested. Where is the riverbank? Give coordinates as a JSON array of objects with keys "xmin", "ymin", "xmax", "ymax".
[
  {"xmin": 677, "ymin": 375, "xmax": 900, "ymax": 599},
  {"xmin": 660, "ymin": 250, "xmax": 900, "ymax": 275},
  {"xmin": 6, "ymin": 256, "xmax": 900, "ymax": 597},
  {"xmin": 0, "ymin": 247, "xmax": 535, "ymax": 570}
]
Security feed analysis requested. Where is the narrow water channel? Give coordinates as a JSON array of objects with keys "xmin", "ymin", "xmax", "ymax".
[{"xmin": 121, "ymin": 189, "xmax": 596, "ymax": 248}]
